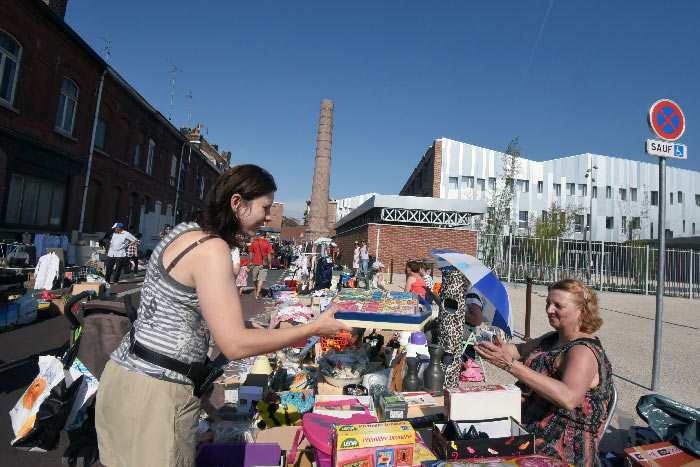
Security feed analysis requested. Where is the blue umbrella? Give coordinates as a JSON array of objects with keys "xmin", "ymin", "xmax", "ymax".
[{"xmin": 428, "ymin": 250, "xmax": 513, "ymax": 338}]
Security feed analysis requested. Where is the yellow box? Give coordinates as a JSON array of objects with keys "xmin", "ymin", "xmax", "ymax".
[{"xmin": 334, "ymin": 421, "xmax": 415, "ymax": 467}]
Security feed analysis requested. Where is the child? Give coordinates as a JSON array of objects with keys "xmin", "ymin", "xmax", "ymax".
[{"xmin": 236, "ymin": 258, "xmax": 251, "ymax": 295}]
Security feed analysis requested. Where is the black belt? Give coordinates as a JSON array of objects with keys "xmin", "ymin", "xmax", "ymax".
[{"xmin": 128, "ymin": 327, "xmax": 222, "ymax": 397}]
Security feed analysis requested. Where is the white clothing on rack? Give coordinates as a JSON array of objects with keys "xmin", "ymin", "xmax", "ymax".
[{"xmin": 34, "ymin": 253, "xmax": 61, "ymax": 290}]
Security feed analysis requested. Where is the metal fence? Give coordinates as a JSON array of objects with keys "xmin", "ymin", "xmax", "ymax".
[{"xmin": 477, "ymin": 234, "xmax": 700, "ymax": 298}]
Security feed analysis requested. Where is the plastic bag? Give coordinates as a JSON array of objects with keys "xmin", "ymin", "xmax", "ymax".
[
  {"xmin": 9, "ymin": 355, "xmax": 84, "ymax": 451},
  {"xmin": 636, "ymin": 394, "xmax": 700, "ymax": 456}
]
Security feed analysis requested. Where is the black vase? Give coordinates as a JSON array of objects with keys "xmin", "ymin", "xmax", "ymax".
[
  {"xmin": 423, "ymin": 344, "xmax": 446, "ymax": 391},
  {"xmin": 403, "ymin": 357, "xmax": 421, "ymax": 391}
]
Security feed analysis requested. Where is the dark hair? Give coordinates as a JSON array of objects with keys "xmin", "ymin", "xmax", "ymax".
[
  {"xmin": 406, "ymin": 260, "xmax": 421, "ymax": 274},
  {"xmin": 197, "ymin": 164, "xmax": 277, "ymax": 247},
  {"xmin": 136, "ymin": 233, "xmax": 143, "ymax": 239},
  {"xmin": 548, "ymin": 278, "xmax": 602, "ymax": 333}
]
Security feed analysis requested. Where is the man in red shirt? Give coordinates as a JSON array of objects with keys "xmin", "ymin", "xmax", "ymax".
[{"xmin": 250, "ymin": 230, "xmax": 273, "ymax": 300}]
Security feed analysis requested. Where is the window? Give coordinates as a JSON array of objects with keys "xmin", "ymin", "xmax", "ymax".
[
  {"xmin": 619, "ymin": 188, "xmax": 627, "ymax": 201},
  {"xmin": 146, "ymin": 139, "xmax": 155, "ymax": 175},
  {"xmin": 541, "ymin": 210, "xmax": 547, "ymax": 220},
  {"xmin": 517, "ymin": 179, "xmax": 529, "ymax": 193},
  {"xmin": 134, "ymin": 143, "xmax": 141, "ymax": 168},
  {"xmin": 198, "ymin": 174, "xmax": 205, "ymax": 199},
  {"xmin": 631, "ymin": 217, "xmax": 641, "ymax": 230},
  {"xmin": 578, "ymin": 184, "xmax": 587, "ymax": 197},
  {"xmin": 621, "ymin": 216, "xmax": 627, "ymax": 234},
  {"xmin": 566, "ymin": 183, "xmax": 575, "ymax": 196},
  {"xmin": 518, "ymin": 211, "xmax": 528, "ymax": 229},
  {"xmin": 696, "ymin": 195, "xmax": 700, "ymax": 207},
  {"xmin": 476, "ymin": 178, "xmax": 485, "ymax": 191},
  {"xmin": 694, "ymin": 223, "xmax": 696, "ymax": 235},
  {"xmin": 95, "ymin": 106, "xmax": 111, "ymax": 150},
  {"xmin": 506, "ymin": 178, "xmax": 515, "ymax": 193},
  {"xmin": 55, "ymin": 77, "xmax": 78, "ymax": 134},
  {"xmin": 606, "ymin": 186, "xmax": 612, "ymax": 199},
  {"xmin": 651, "ymin": 191, "xmax": 659, "ymax": 206},
  {"xmin": 448, "ymin": 177, "xmax": 458, "ymax": 191},
  {"xmin": 463, "ymin": 176, "xmax": 474, "ymax": 189},
  {"xmin": 574, "ymin": 215, "xmax": 583, "ymax": 233},
  {"xmin": 592, "ymin": 186, "xmax": 598, "ymax": 198},
  {"xmin": 0, "ymin": 30, "xmax": 21, "ymax": 105},
  {"xmin": 631, "ymin": 188, "xmax": 637, "ymax": 202},
  {"xmin": 5, "ymin": 173, "xmax": 65, "ymax": 227},
  {"xmin": 553, "ymin": 183, "xmax": 561, "ymax": 196},
  {"xmin": 678, "ymin": 191, "xmax": 683, "ymax": 204},
  {"xmin": 537, "ymin": 181, "xmax": 543, "ymax": 193},
  {"xmin": 488, "ymin": 177, "xmax": 496, "ymax": 191},
  {"xmin": 670, "ymin": 192, "xmax": 673, "ymax": 205},
  {"xmin": 606, "ymin": 216, "xmax": 614, "ymax": 229},
  {"xmin": 170, "ymin": 155, "xmax": 177, "ymax": 186},
  {"xmin": 683, "ymin": 220, "xmax": 686, "ymax": 233}
]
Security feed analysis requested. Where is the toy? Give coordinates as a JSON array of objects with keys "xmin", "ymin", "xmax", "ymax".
[{"xmin": 334, "ymin": 421, "xmax": 415, "ymax": 467}]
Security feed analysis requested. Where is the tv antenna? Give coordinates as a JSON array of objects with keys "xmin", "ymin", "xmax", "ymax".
[
  {"xmin": 167, "ymin": 60, "xmax": 182, "ymax": 121},
  {"xmin": 101, "ymin": 37, "xmax": 111, "ymax": 62},
  {"xmin": 184, "ymin": 89, "xmax": 193, "ymax": 128}
]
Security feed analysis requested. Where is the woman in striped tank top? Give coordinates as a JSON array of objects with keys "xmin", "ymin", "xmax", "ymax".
[{"xmin": 96, "ymin": 165, "xmax": 351, "ymax": 467}]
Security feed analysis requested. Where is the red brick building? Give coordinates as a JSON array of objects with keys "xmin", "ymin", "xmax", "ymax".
[
  {"xmin": 332, "ymin": 195, "xmax": 484, "ymax": 276},
  {"xmin": 0, "ymin": 0, "xmax": 223, "ymax": 251}
]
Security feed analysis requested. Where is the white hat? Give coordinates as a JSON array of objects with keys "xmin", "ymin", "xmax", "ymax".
[{"xmin": 372, "ymin": 261, "xmax": 385, "ymax": 270}]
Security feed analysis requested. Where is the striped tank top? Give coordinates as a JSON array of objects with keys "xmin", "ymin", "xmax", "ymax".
[{"xmin": 111, "ymin": 222, "xmax": 211, "ymax": 385}]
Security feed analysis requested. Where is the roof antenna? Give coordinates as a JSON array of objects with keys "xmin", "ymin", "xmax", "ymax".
[
  {"xmin": 167, "ymin": 60, "xmax": 182, "ymax": 122},
  {"xmin": 184, "ymin": 89, "xmax": 193, "ymax": 128},
  {"xmin": 101, "ymin": 37, "xmax": 111, "ymax": 62}
]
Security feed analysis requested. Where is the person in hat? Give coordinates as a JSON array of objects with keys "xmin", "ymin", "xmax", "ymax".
[
  {"xmin": 370, "ymin": 261, "xmax": 386, "ymax": 290},
  {"xmin": 95, "ymin": 164, "xmax": 350, "ymax": 467},
  {"xmin": 104, "ymin": 222, "xmax": 137, "ymax": 285}
]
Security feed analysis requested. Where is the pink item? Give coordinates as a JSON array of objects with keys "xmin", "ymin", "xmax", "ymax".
[
  {"xmin": 288, "ymin": 399, "xmax": 377, "ymax": 467},
  {"xmin": 236, "ymin": 266, "xmax": 248, "ymax": 287},
  {"xmin": 459, "ymin": 359, "xmax": 485, "ymax": 382}
]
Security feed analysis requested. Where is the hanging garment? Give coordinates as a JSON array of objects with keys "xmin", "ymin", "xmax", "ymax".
[{"xmin": 34, "ymin": 253, "xmax": 61, "ymax": 290}]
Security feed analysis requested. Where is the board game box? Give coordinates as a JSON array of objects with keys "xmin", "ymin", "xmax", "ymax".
[{"xmin": 331, "ymin": 290, "xmax": 431, "ymax": 325}]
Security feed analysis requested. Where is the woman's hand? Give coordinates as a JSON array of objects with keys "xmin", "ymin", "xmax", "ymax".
[
  {"xmin": 475, "ymin": 335, "xmax": 513, "ymax": 370},
  {"xmin": 312, "ymin": 305, "xmax": 352, "ymax": 337}
]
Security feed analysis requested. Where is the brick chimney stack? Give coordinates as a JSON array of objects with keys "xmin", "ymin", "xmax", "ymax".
[
  {"xmin": 43, "ymin": 0, "xmax": 68, "ymax": 19},
  {"xmin": 307, "ymin": 99, "xmax": 334, "ymax": 240}
]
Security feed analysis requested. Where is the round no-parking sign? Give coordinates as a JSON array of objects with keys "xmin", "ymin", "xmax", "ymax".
[{"xmin": 648, "ymin": 99, "xmax": 685, "ymax": 141}]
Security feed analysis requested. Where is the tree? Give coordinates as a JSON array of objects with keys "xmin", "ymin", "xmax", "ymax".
[
  {"xmin": 477, "ymin": 138, "xmax": 522, "ymax": 272},
  {"xmin": 618, "ymin": 185, "xmax": 651, "ymax": 242},
  {"xmin": 531, "ymin": 202, "xmax": 585, "ymax": 238},
  {"xmin": 481, "ymin": 137, "xmax": 521, "ymax": 237}
]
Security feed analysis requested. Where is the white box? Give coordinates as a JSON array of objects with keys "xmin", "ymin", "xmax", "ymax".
[
  {"xmin": 444, "ymin": 384, "xmax": 521, "ymax": 422},
  {"xmin": 313, "ymin": 394, "xmax": 376, "ymax": 418}
]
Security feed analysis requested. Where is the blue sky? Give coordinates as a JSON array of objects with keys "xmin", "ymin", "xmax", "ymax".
[{"xmin": 66, "ymin": 1, "xmax": 700, "ymax": 219}]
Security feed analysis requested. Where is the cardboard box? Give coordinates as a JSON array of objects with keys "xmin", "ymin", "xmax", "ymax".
[
  {"xmin": 334, "ymin": 421, "xmax": 415, "ymax": 467},
  {"xmin": 432, "ymin": 417, "xmax": 535, "ymax": 461},
  {"xmin": 624, "ymin": 442, "xmax": 700, "ymax": 467},
  {"xmin": 256, "ymin": 425, "xmax": 313, "ymax": 467},
  {"xmin": 444, "ymin": 384, "xmax": 521, "ymax": 422},
  {"xmin": 71, "ymin": 281, "xmax": 105, "ymax": 297},
  {"xmin": 378, "ymin": 390, "xmax": 408, "ymax": 422}
]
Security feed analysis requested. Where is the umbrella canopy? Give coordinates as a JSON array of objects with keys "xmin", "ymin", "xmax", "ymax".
[{"xmin": 428, "ymin": 250, "xmax": 512, "ymax": 338}]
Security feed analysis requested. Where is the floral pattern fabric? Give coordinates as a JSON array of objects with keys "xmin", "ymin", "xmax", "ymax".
[{"xmin": 517, "ymin": 334, "xmax": 613, "ymax": 467}]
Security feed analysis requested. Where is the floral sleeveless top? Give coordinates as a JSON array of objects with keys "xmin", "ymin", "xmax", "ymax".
[{"xmin": 516, "ymin": 334, "xmax": 613, "ymax": 467}]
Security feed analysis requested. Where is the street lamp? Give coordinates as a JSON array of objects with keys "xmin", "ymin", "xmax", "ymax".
[{"xmin": 585, "ymin": 160, "xmax": 598, "ymax": 283}]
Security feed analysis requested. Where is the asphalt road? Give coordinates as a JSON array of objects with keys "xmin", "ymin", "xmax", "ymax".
[{"xmin": 1, "ymin": 268, "xmax": 286, "ymax": 466}]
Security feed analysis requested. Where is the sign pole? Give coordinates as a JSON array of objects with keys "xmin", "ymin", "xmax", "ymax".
[
  {"xmin": 651, "ymin": 157, "xmax": 666, "ymax": 391},
  {"xmin": 646, "ymin": 98, "xmax": 685, "ymax": 392}
]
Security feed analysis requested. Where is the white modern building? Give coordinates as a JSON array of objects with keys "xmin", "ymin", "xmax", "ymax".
[
  {"xmin": 400, "ymin": 137, "xmax": 700, "ymax": 242},
  {"xmin": 335, "ymin": 193, "xmax": 379, "ymax": 221}
]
